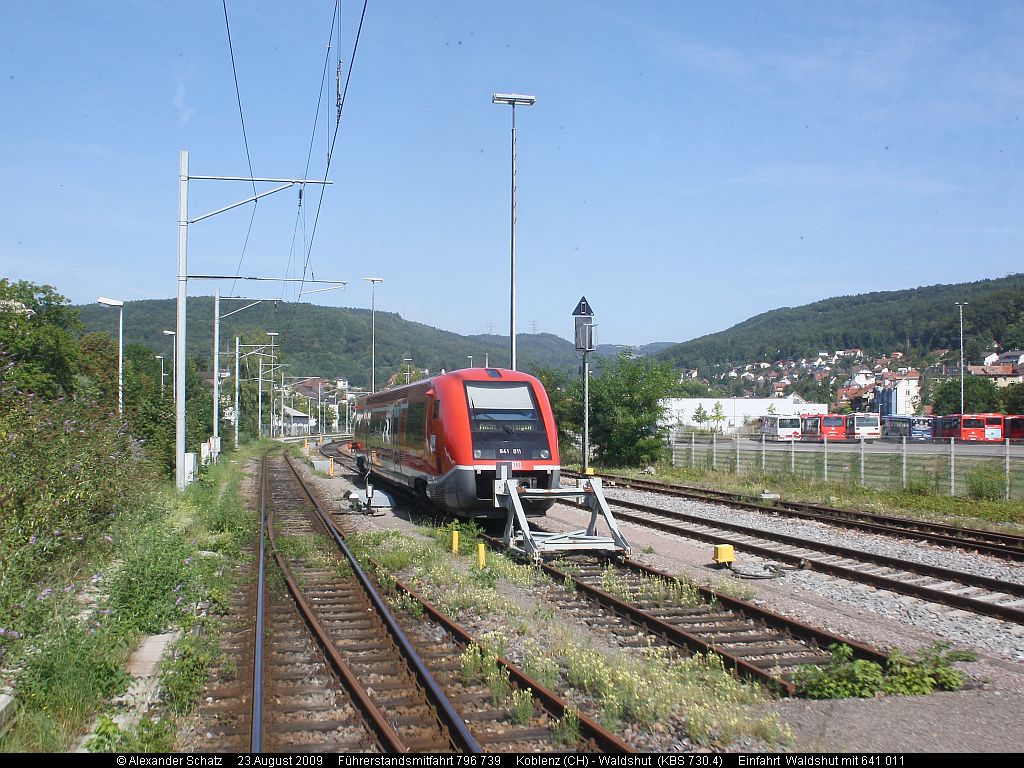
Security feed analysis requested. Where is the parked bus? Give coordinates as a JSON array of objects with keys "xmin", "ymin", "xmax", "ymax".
[
  {"xmin": 844, "ymin": 413, "xmax": 881, "ymax": 441},
  {"xmin": 800, "ymin": 413, "xmax": 847, "ymax": 441},
  {"xmin": 882, "ymin": 414, "xmax": 934, "ymax": 441},
  {"xmin": 1005, "ymin": 415, "xmax": 1024, "ymax": 441},
  {"xmin": 759, "ymin": 414, "xmax": 802, "ymax": 441},
  {"xmin": 934, "ymin": 413, "xmax": 1004, "ymax": 442}
]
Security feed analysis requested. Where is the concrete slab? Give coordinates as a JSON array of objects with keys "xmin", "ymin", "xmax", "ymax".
[{"xmin": 125, "ymin": 630, "xmax": 180, "ymax": 678}]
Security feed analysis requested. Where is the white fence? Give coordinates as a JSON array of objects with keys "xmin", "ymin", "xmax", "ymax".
[{"xmin": 669, "ymin": 432, "xmax": 1024, "ymax": 501}]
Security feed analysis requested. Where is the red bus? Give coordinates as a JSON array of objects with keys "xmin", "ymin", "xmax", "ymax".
[
  {"xmin": 1003, "ymin": 415, "xmax": 1024, "ymax": 441},
  {"xmin": 800, "ymin": 413, "xmax": 847, "ymax": 441},
  {"xmin": 933, "ymin": 413, "xmax": 1004, "ymax": 442}
]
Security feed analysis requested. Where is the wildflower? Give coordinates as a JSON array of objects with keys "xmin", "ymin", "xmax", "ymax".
[
  {"xmin": 91, "ymin": 573, "xmax": 101, "ymax": 583},
  {"xmin": 29, "ymin": 535, "xmax": 37, "ymax": 545},
  {"xmin": 53, "ymin": 529, "xmax": 62, "ymax": 537},
  {"xmin": 64, "ymin": 584, "xmax": 76, "ymax": 593},
  {"xmin": 38, "ymin": 588, "xmax": 53, "ymax": 601},
  {"xmin": 7, "ymin": 631, "xmax": 19, "ymax": 640},
  {"xmin": 173, "ymin": 583, "xmax": 183, "ymax": 592},
  {"xmin": 102, "ymin": 535, "xmax": 113, "ymax": 544},
  {"xmin": 73, "ymin": 535, "xmax": 84, "ymax": 543},
  {"xmin": 175, "ymin": 597, "xmax": 184, "ymax": 605},
  {"xmin": 184, "ymin": 556, "xmax": 193, "ymax": 565},
  {"xmin": 99, "ymin": 609, "xmax": 111, "ymax": 615}
]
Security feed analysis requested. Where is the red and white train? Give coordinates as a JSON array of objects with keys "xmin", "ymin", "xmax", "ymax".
[{"xmin": 352, "ymin": 368, "xmax": 561, "ymax": 517}]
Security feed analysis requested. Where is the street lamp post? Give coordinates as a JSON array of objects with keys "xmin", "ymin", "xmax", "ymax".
[
  {"xmin": 266, "ymin": 332, "xmax": 278, "ymax": 437},
  {"xmin": 155, "ymin": 355, "xmax": 165, "ymax": 399},
  {"xmin": 163, "ymin": 330, "xmax": 176, "ymax": 405},
  {"xmin": 955, "ymin": 301, "xmax": 968, "ymax": 414},
  {"xmin": 364, "ymin": 278, "xmax": 383, "ymax": 392},
  {"xmin": 492, "ymin": 92, "xmax": 535, "ymax": 371},
  {"xmin": 97, "ymin": 297, "xmax": 124, "ymax": 415}
]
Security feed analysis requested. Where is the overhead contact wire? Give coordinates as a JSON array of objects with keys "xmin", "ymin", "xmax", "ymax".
[
  {"xmin": 295, "ymin": 0, "xmax": 368, "ymax": 300},
  {"xmin": 222, "ymin": 0, "xmax": 259, "ymax": 296}
]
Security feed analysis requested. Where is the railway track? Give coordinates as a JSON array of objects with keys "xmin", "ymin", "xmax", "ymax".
[
  {"xmin": 271, "ymin": 448, "xmax": 634, "ymax": 752},
  {"xmin": 262, "ymin": 454, "xmax": 467, "ymax": 752},
  {"xmin": 490, "ymin": 536, "xmax": 888, "ymax": 697},
  {"xmin": 564, "ymin": 470, "xmax": 1024, "ymax": 561},
  {"xmin": 561, "ymin": 483, "xmax": 1024, "ymax": 625},
  {"xmin": 316, "ymin": 440, "xmax": 890, "ymax": 697}
]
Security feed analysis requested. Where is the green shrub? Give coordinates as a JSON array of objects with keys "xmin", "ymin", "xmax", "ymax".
[
  {"xmin": 793, "ymin": 642, "xmax": 976, "ymax": 699},
  {"xmin": 966, "ymin": 465, "xmax": 1005, "ymax": 501}
]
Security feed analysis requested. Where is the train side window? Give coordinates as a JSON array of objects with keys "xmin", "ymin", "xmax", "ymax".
[
  {"xmin": 407, "ymin": 401, "xmax": 426, "ymax": 444},
  {"xmin": 432, "ymin": 399, "xmax": 441, "ymax": 420}
]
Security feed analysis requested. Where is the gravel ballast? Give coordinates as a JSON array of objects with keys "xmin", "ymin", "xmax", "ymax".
[{"xmin": 295, "ymin": 453, "xmax": 1024, "ymax": 752}]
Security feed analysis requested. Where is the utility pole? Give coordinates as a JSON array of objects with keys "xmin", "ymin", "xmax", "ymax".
[{"xmin": 174, "ymin": 149, "xmax": 331, "ymax": 489}]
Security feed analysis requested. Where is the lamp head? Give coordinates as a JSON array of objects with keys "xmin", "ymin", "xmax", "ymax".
[{"xmin": 492, "ymin": 93, "xmax": 536, "ymax": 106}]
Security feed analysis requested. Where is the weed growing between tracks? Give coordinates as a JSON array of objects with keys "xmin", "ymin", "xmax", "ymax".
[
  {"xmin": 0, "ymin": 445, "xmax": 261, "ymax": 752},
  {"xmin": 792, "ymin": 642, "xmax": 977, "ymax": 699},
  {"xmin": 347, "ymin": 523, "xmax": 791, "ymax": 749}
]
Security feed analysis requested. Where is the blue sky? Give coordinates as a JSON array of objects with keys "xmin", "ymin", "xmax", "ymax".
[{"xmin": 1, "ymin": 1, "xmax": 1021, "ymax": 346}]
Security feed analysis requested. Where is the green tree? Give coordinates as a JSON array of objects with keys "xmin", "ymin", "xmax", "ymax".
[
  {"xmin": 692, "ymin": 404, "xmax": 710, "ymax": 430},
  {"xmin": 532, "ymin": 365, "xmax": 581, "ymax": 459},
  {"xmin": 711, "ymin": 401, "xmax": 726, "ymax": 433},
  {"xmin": 1001, "ymin": 383, "xmax": 1024, "ymax": 415},
  {"xmin": 0, "ymin": 279, "xmax": 81, "ymax": 397},
  {"xmin": 930, "ymin": 376, "xmax": 1002, "ymax": 415},
  {"xmin": 588, "ymin": 352, "xmax": 676, "ymax": 466}
]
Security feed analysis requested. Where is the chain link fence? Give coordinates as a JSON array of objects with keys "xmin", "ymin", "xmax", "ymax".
[{"xmin": 669, "ymin": 432, "xmax": 1024, "ymax": 501}]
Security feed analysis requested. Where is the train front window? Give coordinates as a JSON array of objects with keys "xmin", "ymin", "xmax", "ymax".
[{"xmin": 465, "ymin": 382, "xmax": 550, "ymax": 460}]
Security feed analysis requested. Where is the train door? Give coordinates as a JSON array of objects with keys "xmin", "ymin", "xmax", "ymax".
[{"xmin": 426, "ymin": 392, "xmax": 443, "ymax": 474}]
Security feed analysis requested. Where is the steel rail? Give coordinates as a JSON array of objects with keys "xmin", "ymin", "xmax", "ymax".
[
  {"xmin": 250, "ymin": 455, "xmax": 270, "ymax": 752},
  {"xmin": 385, "ymin": 571, "xmax": 636, "ymax": 753},
  {"xmin": 600, "ymin": 499, "xmax": 1024, "ymax": 625},
  {"xmin": 281, "ymin": 452, "xmax": 483, "ymax": 754},
  {"xmin": 565, "ymin": 470, "xmax": 1024, "ymax": 561},
  {"xmin": 264, "ymin": 457, "xmax": 411, "ymax": 752}
]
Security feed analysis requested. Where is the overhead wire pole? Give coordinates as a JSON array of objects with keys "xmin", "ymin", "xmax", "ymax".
[
  {"xmin": 214, "ymin": 293, "xmax": 266, "ymax": 456},
  {"xmin": 174, "ymin": 150, "xmax": 332, "ymax": 490}
]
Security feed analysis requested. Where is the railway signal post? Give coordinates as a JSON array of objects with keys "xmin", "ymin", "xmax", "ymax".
[{"xmin": 573, "ymin": 296, "xmax": 596, "ymax": 473}]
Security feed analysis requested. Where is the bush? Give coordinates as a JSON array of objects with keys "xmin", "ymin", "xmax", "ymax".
[
  {"xmin": 793, "ymin": 642, "xmax": 976, "ymax": 699},
  {"xmin": 966, "ymin": 464, "xmax": 1005, "ymax": 501}
]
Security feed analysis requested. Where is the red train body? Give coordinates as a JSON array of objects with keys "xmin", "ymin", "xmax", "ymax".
[{"xmin": 352, "ymin": 368, "xmax": 561, "ymax": 517}]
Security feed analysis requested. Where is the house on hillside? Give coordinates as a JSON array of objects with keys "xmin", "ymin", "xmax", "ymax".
[
  {"xmin": 837, "ymin": 384, "xmax": 876, "ymax": 412},
  {"xmin": 876, "ymin": 370, "xmax": 922, "ymax": 415},
  {"xmin": 966, "ymin": 365, "xmax": 1024, "ymax": 388}
]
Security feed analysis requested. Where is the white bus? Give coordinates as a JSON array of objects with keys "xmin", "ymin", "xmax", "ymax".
[
  {"xmin": 845, "ymin": 413, "xmax": 881, "ymax": 441},
  {"xmin": 758, "ymin": 414, "xmax": 802, "ymax": 441}
]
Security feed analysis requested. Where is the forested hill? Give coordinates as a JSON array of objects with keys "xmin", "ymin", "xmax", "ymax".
[
  {"xmin": 655, "ymin": 274, "xmax": 1024, "ymax": 369},
  {"xmin": 77, "ymin": 298, "xmax": 588, "ymax": 388}
]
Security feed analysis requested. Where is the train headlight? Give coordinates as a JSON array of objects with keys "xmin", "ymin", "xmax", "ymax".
[
  {"xmin": 539, "ymin": 449, "xmax": 550, "ymax": 459},
  {"xmin": 473, "ymin": 449, "xmax": 482, "ymax": 459}
]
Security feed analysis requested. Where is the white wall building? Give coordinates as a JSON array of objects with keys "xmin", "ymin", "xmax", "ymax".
[{"xmin": 662, "ymin": 395, "xmax": 828, "ymax": 435}]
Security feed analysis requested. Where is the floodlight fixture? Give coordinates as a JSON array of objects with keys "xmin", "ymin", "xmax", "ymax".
[{"xmin": 492, "ymin": 93, "xmax": 536, "ymax": 106}]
